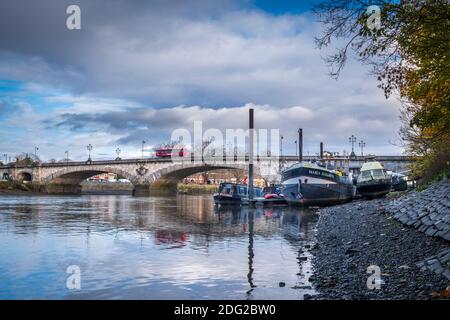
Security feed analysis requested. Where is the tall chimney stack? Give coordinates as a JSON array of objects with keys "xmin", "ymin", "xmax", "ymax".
[{"xmin": 298, "ymin": 128, "xmax": 303, "ymax": 162}]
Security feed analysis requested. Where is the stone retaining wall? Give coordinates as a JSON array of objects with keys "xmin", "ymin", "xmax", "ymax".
[
  {"xmin": 384, "ymin": 180, "xmax": 449, "ymax": 280},
  {"xmin": 417, "ymin": 247, "xmax": 450, "ymax": 280},
  {"xmin": 385, "ymin": 180, "xmax": 450, "ymax": 241}
]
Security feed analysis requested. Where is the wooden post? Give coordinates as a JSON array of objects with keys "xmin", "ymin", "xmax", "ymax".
[{"xmin": 248, "ymin": 108, "xmax": 254, "ymax": 201}]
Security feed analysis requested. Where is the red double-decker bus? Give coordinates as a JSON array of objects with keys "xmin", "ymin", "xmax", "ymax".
[{"xmin": 155, "ymin": 147, "xmax": 189, "ymax": 158}]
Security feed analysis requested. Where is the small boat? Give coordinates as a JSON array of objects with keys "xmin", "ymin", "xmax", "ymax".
[
  {"xmin": 259, "ymin": 185, "xmax": 288, "ymax": 205},
  {"xmin": 281, "ymin": 161, "xmax": 355, "ymax": 206},
  {"xmin": 214, "ymin": 183, "xmax": 263, "ymax": 205},
  {"xmin": 390, "ymin": 172, "xmax": 408, "ymax": 191},
  {"xmin": 356, "ymin": 161, "xmax": 392, "ymax": 199}
]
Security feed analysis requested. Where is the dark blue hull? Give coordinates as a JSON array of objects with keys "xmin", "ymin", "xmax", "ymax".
[
  {"xmin": 214, "ymin": 194, "xmax": 243, "ymax": 205},
  {"xmin": 282, "ymin": 183, "xmax": 354, "ymax": 206}
]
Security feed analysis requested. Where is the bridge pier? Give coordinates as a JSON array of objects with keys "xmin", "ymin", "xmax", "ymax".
[{"xmin": 132, "ymin": 184, "xmax": 151, "ymax": 197}]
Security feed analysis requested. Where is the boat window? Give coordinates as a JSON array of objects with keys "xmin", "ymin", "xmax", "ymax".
[
  {"xmin": 371, "ymin": 169, "xmax": 385, "ymax": 177},
  {"xmin": 361, "ymin": 171, "xmax": 372, "ymax": 178},
  {"xmin": 220, "ymin": 184, "xmax": 232, "ymax": 194}
]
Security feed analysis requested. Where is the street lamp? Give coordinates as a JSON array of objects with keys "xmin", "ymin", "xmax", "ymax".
[
  {"xmin": 280, "ymin": 135, "xmax": 284, "ymax": 157},
  {"xmin": 141, "ymin": 140, "xmax": 146, "ymax": 159},
  {"xmin": 116, "ymin": 148, "xmax": 121, "ymax": 160},
  {"xmin": 359, "ymin": 140, "xmax": 366, "ymax": 156},
  {"xmin": 34, "ymin": 146, "xmax": 39, "ymax": 160},
  {"xmin": 65, "ymin": 151, "xmax": 69, "ymax": 164},
  {"xmin": 87, "ymin": 144, "xmax": 93, "ymax": 162},
  {"xmin": 294, "ymin": 140, "xmax": 297, "ymax": 156},
  {"xmin": 348, "ymin": 135, "xmax": 357, "ymax": 157}
]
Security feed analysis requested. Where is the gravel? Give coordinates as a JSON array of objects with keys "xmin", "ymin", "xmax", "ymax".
[{"xmin": 310, "ymin": 192, "xmax": 449, "ymax": 299}]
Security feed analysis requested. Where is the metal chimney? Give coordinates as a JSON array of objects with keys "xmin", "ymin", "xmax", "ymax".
[
  {"xmin": 298, "ymin": 128, "xmax": 303, "ymax": 162},
  {"xmin": 320, "ymin": 142, "xmax": 324, "ymax": 159}
]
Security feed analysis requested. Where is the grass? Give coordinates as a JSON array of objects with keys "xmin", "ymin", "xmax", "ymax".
[{"xmin": 177, "ymin": 184, "xmax": 218, "ymax": 194}]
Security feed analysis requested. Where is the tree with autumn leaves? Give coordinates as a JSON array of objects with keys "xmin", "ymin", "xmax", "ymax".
[{"xmin": 313, "ymin": 0, "xmax": 449, "ymax": 182}]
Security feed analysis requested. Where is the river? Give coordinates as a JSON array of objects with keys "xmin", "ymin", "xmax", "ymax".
[{"xmin": 0, "ymin": 194, "xmax": 318, "ymax": 299}]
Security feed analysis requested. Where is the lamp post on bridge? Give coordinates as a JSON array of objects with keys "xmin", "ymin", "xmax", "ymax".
[
  {"xmin": 294, "ymin": 140, "xmax": 297, "ymax": 156},
  {"xmin": 116, "ymin": 148, "xmax": 121, "ymax": 160},
  {"xmin": 348, "ymin": 135, "xmax": 357, "ymax": 158},
  {"xmin": 359, "ymin": 140, "xmax": 366, "ymax": 156},
  {"xmin": 280, "ymin": 135, "xmax": 284, "ymax": 157},
  {"xmin": 65, "ymin": 151, "xmax": 69, "ymax": 164},
  {"xmin": 34, "ymin": 146, "xmax": 39, "ymax": 160},
  {"xmin": 87, "ymin": 144, "xmax": 93, "ymax": 163}
]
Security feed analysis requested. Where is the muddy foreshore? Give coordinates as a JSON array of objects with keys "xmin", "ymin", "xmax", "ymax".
[{"xmin": 310, "ymin": 195, "xmax": 449, "ymax": 299}]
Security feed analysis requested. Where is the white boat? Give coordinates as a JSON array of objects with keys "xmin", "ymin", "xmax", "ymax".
[{"xmin": 357, "ymin": 161, "xmax": 392, "ymax": 199}]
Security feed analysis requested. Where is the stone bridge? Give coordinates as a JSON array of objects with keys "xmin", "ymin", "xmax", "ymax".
[{"xmin": 0, "ymin": 155, "xmax": 414, "ymax": 196}]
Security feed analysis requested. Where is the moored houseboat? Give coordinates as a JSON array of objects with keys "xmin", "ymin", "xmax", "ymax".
[
  {"xmin": 281, "ymin": 162, "xmax": 355, "ymax": 206},
  {"xmin": 213, "ymin": 183, "xmax": 263, "ymax": 205}
]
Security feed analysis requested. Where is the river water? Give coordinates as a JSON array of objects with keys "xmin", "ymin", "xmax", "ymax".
[{"xmin": 0, "ymin": 194, "xmax": 318, "ymax": 300}]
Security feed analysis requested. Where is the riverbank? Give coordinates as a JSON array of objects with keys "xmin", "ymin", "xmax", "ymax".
[
  {"xmin": 80, "ymin": 181, "xmax": 133, "ymax": 195},
  {"xmin": 177, "ymin": 183, "xmax": 218, "ymax": 194},
  {"xmin": 0, "ymin": 180, "xmax": 219, "ymax": 196},
  {"xmin": 0, "ymin": 181, "xmax": 42, "ymax": 195},
  {"xmin": 311, "ymin": 180, "xmax": 449, "ymax": 299}
]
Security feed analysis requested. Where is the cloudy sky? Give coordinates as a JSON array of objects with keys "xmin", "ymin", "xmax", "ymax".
[{"xmin": 0, "ymin": 0, "xmax": 403, "ymax": 161}]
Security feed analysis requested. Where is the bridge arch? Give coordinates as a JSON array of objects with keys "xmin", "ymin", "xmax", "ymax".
[
  {"xmin": 135, "ymin": 162, "xmax": 254, "ymax": 196},
  {"xmin": 17, "ymin": 171, "xmax": 32, "ymax": 183},
  {"xmin": 148, "ymin": 163, "xmax": 250, "ymax": 185},
  {"xmin": 42, "ymin": 167, "xmax": 137, "ymax": 185}
]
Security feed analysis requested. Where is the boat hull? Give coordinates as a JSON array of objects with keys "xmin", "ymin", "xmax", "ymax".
[
  {"xmin": 213, "ymin": 194, "xmax": 243, "ymax": 205},
  {"xmin": 254, "ymin": 197, "xmax": 288, "ymax": 206},
  {"xmin": 357, "ymin": 181, "xmax": 391, "ymax": 199},
  {"xmin": 392, "ymin": 180, "xmax": 407, "ymax": 192},
  {"xmin": 282, "ymin": 183, "xmax": 354, "ymax": 206}
]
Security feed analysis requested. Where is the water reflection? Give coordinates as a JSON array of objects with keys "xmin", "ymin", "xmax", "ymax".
[
  {"xmin": 0, "ymin": 195, "xmax": 318, "ymax": 299},
  {"xmin": 247, "ymin": 209, "xmax": 255, "ymax": 298}
]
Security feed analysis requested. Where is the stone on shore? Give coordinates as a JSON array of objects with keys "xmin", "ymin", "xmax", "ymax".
[{"xmin": 311, "ymin": 180, "xmax": 449, "ymax": 299}]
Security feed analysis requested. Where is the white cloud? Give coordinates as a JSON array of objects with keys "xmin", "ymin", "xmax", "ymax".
[{"xmin": 0, "ymin": 1, "xmax": 404, "ymax": 159}]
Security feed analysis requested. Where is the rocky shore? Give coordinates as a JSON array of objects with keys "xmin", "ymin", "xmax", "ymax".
[
  {"xmin": 0, "ymin": 181, "xmax": 42, "ymax": 195},
  {"xmin": 310, "ymin": 180, "xmax": 449, "ymax": 299}
]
